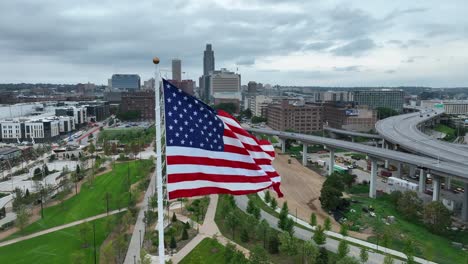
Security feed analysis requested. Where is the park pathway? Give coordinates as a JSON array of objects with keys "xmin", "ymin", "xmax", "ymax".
[
  {"xmin": 0, "ymin": 208, "xmax": 127, "ymax": 248},
  {"xmin": 151, "ymin": 194, "xmax": 250, "ymax": 263}
]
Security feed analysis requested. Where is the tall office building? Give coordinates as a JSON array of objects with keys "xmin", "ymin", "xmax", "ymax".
[
  {"xmin": 172, "ymin": 59, "xmax": 182, "ymax": 81},
  {"xmin": 111, "ymin": 74, "xmax": 141, "ymax": 90},
  {"xmin": 352, "ymin": 89, "xmax": 404, "ymax": 112},
  {"xmin": 203, "ymin": 44, "xmax": 215, "ymax": 75}
]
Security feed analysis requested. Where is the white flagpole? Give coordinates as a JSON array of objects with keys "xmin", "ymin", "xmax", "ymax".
[{"xmin": 153, "ymin": 57, "xmax": 165, "ymax": 263}]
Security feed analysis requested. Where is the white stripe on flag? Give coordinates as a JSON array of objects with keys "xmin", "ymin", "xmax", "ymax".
[
  {"xmin": 168, "ymin": 180, "xmax": 272, "ymax": 192},
  {"xmin": 168, "ymin": 164, "xmax": 269, "ymax": 177}
]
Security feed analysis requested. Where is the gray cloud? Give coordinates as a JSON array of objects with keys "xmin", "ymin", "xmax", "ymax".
[
  {"xmin": 331, "ymin": 38, "xmax": 377, "ymax": 56},
  {"xmin": 236, "ymin": 57, "xmax": 255, "ymax": 66},
  {"xmin": 333, "ymin": 66, "xmax": 362, "ymax": 72},
  {"xmin": 402, "ymin": 56, "xmax": 426, "ymax": 63}
]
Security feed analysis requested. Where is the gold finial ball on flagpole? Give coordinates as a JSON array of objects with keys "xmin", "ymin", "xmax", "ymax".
[{"xmin": 152, "ymin": 57, "xmax": 160, "ymax": 64}]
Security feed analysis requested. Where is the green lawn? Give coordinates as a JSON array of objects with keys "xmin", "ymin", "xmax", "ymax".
[
  {"xmin": 180, "ymin": 238, "xmax": 226, "ymax": 264},
  {"xmin": 0, "ymin": 214, "xmax": 121, "ymax": 264},
  {"xmin": 7, "ymin": 160, "xmax": 153, "ymax": 239},
  {"xmin": 98, "ymin": 127, "xmax": 155, "ymax": 144},
  {"xmin": 434, "ymin": 124, "xmax": 456, "ymax": 141},
  {"xmin": 344, "ymin": 195, "xmax": 468, "ymax": 264}
]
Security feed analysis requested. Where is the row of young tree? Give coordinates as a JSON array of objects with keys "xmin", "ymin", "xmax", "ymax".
[{"xmin": 388, "ymin": 190, "xmax": 452, "ymax": 234}]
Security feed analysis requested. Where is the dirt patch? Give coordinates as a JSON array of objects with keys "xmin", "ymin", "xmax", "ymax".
[{"xmin": 270, "ymin": 150, "xmax": 370, "ymax": 239}]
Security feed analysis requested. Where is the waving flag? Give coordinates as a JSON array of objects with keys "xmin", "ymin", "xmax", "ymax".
[{"xmin": 163, "ymin": 79, "xmax": 282, "ymax": 199}]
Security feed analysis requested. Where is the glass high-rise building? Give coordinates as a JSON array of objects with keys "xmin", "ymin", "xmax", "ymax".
[
  {"xmin": 352, "ymin": 89, "xmax": 404, "ymax": 112},
  {"xmin": 111, "ymin": 74, "xmax": 141, "ymax": 90},
  {"xmin": 203, "ymin": 44, "xmax": 215, "ymax": 75}
]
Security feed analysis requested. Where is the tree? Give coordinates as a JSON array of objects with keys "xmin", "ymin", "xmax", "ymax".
[
  {"xmin": 264, "ymin": 191, "xmax": 271, "ymax": 203},
  {"xmin": 75, "ymin": 164, "xmax": 81, "ymax": 176},
  {"xmin": 172, "ymin": 212, "xmax": 177, "ymax": 223},
  {"xmin": 140, "ymin": 248, "xmax": 152, "ymax": 264},
  {"xmin": 377, "ymin": 107, "xmax": 399, "ymax": 119},
  {"xmin": 336, "ymin": 256, "xmax": 361, "ymax": 264},
  {"xmin": 247, "ymin": 199, "xmax": 256, "ymax": 214},
  {"xmin": 320, "ymin": 184, "xmax": 343, "ymax": 211},
  {"xmin": 225, "ymin": 211, "xmax": 240, "ymax": 239},
  {"xmin": 240, "ymin": 228, "xmax": 250, "ymax": 242},
  {"xmin": 16, "ymin": 205, "xmax": 30, "ymax": 232},
  {"xmin": 71, "ymin": 172, "xmax": 80, "ymax": 195},
  {"xmin": 340, "ymin": 224, "xmax": 348, "ymax": 236},
  {"xmin": 270, "ymin": 198, "xmax": 277, "ymax": 209},
  {"xmin": 33, "ymin": 167, "xmax": 42, "ymax": 180},
  {"xmin": 324, "ymin": 217, "xmax": 332, "ymax": 231},
  {"xmin": 397, "ymin": 191, "xmax": 422, "ymax": 220},
  {"xmin": 423, "ymin": 201, "xmax": 452, "ymax": 234},
  {"xmin": 316, "ymin": 247, "xmax": 329, "ymax": 264},
  {"xmin": 383, "ymin": 254, "xmax": 394, "ymax": 264},
  {"xmin": 303, "ymin": 241, "xmax": 318, "ymax": 264},
  {"xmin": 169, "ymin": 235, "xmax": 177, "ymax": 252},
  {"xmin": 213, "ymin": 102, "xmax": 237, "ymax": 115},
  {"xmin": 256, "ymin": 219, "xmax": 269, "ymax": 248},
  {"xmin": 313, "ymin": 225, "xmax": 326, "ymax": 245},
  {"xmin": 113, "ymin": 234, "xmax": 127, "ymax": 263},
  {"xmin": 101, "ymin": 241, "xmax": 115, "ymax": 264},
  {"xmin": 182, "ymin": 227, "xmax": 189, "ymax": 240},
  {"xmin": 251, "ymin": 116, "xmax": 267, "ymax": 124},
  {"xmin": 310, "ymin": 212, "xmax": 317, "ymax": 226},
  {"xmin": 78, "ymin": 221, "xmax": 92, "ymax": 248},
  {"xmin": 278, "ymin": 202, "xmax": 289, "ymax": 230},
  {"xmin": 249, "ymin": 245, "xmax": 269, "ymax": 264},
  {"xmin": 268, "ymin": 233, "xmax": 280, "ymax": 254},
  {"xmin": 43, "ymin": 164, "xmax": 50, "ymax": 176},
  {"xmin": 404, "ymin": 238, "xmax": 416, "ymax": 264},
  {"xmin": 88, "ymin": 142, "xmax": 96, "ymax": 156},
  {"xmin": 279, "ymin": 232, "xmax": 298, "ymax": 256},
  {"xmin": 359, "ymin": 247, "xmax": 369, "ymax": 263},
  {"xmin": 338, "ymin": 240, "xmax": 350, "ymax": 259}
]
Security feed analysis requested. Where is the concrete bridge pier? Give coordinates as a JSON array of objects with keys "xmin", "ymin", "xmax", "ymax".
[
  {"xmin": 409, "ymin": 166, "xmax": 416, "ymax": 178},
  {"xmin": 462, "ymin": 183, "xmax": 468, "ymax": 222},
  {"xmin": 445, "ymin": 177, "xmax": 451, "ymax": 190},
  {"xmin": 369, "ymin": 158, "xmax": 377, "ymax": 198},
  {"xmin": 279, "ymin": 138, "xmax": 286, "ymax": 153},
  {"xmin": 418, "ymin": 169, "xmax": 427, "ymax": 193},
  {"xmin": 432, "ymin": 176, "xmax": 441, "ymax": 201},
  {"xmin": 327, "ymin": 147, "xmax": 335, "ymax": 176},
  {"xmin": 302, "ymin": 143, "xmax": 308, "ymax": 166},
  {"xmin": 395, "ymin": 162, "xmax": 402, "ymax": 178}
]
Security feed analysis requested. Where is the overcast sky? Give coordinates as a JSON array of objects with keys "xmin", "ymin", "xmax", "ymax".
[{"xmin": 1, "ymin": 0, "xmax": 468, "ymax": 87}]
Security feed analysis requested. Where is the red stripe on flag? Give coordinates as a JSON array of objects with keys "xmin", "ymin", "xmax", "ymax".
[{"xmin": 169, "ymin": 186, "xmax": 272, "ymax": 199}]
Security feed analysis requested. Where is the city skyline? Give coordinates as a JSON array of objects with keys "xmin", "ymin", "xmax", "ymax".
[{"xmin": 1, "ymin": 0, "xmax": 468, "ymax": 87}]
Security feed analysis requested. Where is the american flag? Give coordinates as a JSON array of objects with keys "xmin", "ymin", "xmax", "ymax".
[{"xmin": 163, "ymin": 79, "xmax": 283, "ymax": 199}]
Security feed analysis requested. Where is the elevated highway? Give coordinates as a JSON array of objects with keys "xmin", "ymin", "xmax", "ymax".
[
  {"xmin": 324, "ymin": 127, "xmax": 382, "ymax": 139},
  {"xmin": 376, "ymin": 109, "xmax": 468, "ymax": 164},
  {"xmin": 246, "ymin": 127, "xmax": 468, "ymax": 221}
]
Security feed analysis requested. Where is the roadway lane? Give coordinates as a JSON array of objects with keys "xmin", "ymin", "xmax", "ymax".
[
  {"xmin": 247, "ymin": 128, "xmax": 468, "ymax": 182},
  {"xmin": 376, "ymin": 110, "xmax": 468, "ymax": 165}
]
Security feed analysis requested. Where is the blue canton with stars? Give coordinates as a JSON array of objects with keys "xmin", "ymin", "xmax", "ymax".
[{"xmin": 163, "ymin": 79, "xmax": 225, "ymax": 152}]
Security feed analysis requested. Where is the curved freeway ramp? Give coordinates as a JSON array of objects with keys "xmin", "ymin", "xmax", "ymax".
[
  {"xmin": 324, "ymin": 127, "xmax": 382, "ymax": 139},
  {"xmin": 376, "ymin": 109, "xmax": 468, "ymax": 165}
]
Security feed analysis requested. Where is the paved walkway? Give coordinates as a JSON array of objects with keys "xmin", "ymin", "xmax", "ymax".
[
  {"xmin": 151, "ymin": 195, "xmax": 250, "ymax": 263},
  {"xmin": 0, "ymin": 208, "xmax": 127, "ymax": 248}
]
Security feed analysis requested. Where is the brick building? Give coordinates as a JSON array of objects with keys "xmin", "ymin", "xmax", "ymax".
[
  {"xmin": 120, "ymin": 91, "xmax": 155, "ymax": 120},
  {"xmin": 323, "ymin": 102, "xmax": 377, "ymax": 132},
  {"xmin": 267, "ymin": 99, "xmax": 323, "ymax": 133}
]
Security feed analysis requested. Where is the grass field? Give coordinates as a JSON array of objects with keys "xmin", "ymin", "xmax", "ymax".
[
  {"xmin": 434, "ymin": 124, "xmax": 456, "ymax": 141},
  {"xmin": 0, "ymin": 214, "xmax": 121, "ymax": 264},
  {"xmin": 179, "ymin": 238, "xmax": 226, "ymax": 263},
  {"xmin": 98, "ymin": 127, "xmax": 155, "ymax": 145},
  {"xmin": 7, "ymin": 160, "xmax": 153, "ymax": 239},
  {"xmin": 344, "ymin": 195, "xmax": 468, "ymax": 264}
]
